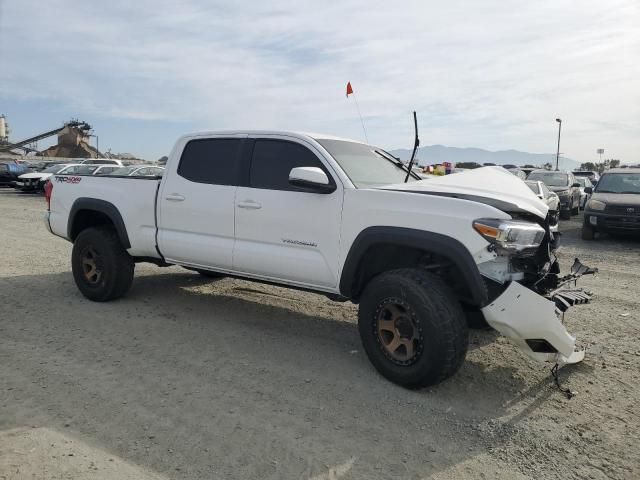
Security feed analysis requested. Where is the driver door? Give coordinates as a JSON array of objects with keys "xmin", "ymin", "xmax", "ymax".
[{"xmin": 233, "ymin": 136, "xmax": 343, "ymax": 289}]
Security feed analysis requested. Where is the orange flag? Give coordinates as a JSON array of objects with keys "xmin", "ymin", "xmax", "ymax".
[{"xmin": 346, "ymin": 82, "xmax": 353, "ymax": 97}]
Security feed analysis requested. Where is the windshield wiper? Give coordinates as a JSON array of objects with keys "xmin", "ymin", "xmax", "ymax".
[{"xmin": 374, "ymin": 149, "xmax": 404, "ymax": 166}]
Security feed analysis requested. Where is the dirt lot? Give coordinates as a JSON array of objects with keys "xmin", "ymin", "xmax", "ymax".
[{"xmin": 1, "ymin": 188, "xmax": 638, "ymax": 479}]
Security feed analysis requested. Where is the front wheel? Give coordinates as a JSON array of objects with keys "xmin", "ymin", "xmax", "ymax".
[
  {"xmin": 581, "ymin": 224, "xmax": 595, "ymax": 240},
  {"xmin": 358, "ymin": 269, "xmax": 469, "ymax": 389},
  {"xmin": 72, "ymin": 226, "xmax": 134, "ymax": 301}
]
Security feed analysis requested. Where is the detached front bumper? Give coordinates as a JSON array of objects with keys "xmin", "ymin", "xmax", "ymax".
[{"xmin": 482, "ymin": 281, "xmax": 588, "ymax": 364}]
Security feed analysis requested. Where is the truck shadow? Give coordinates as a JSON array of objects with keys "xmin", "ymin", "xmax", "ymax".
[{"xmin": 1, "ymin": 269, "xmax": 582, "ymax": 479}]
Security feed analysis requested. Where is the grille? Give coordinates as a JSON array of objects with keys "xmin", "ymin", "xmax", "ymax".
[{"xmin": 606, "ymin": 205, "xmax": 639, "ymax": 215}]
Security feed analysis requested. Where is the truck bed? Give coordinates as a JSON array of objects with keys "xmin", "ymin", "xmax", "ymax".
[{"xmin": 48, "ymin": 175, "xmax": 162, "ymax": 258}]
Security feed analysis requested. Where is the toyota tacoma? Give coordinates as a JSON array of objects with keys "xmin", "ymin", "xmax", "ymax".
[{"xmin": 44, "ymin": 131, "xmax": 594, "ymax": 388}]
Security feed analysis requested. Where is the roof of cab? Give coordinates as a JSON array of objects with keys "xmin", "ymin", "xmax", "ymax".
[{"xmin": 182, "ymin": 130, "xmax": 369, "ymax": 145}]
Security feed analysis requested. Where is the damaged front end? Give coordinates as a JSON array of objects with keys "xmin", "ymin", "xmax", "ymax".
[{"xmin": 475, "ymin": 214, "xmax": 596, "ymax": 364}]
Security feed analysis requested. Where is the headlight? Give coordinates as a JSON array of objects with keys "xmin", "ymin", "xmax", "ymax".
[
  {"xmin": 587, "ymin": 199, "xmax": 606, "ymax": 211},
  {"xmin": 473, "ymin": 218, "xmax": 546, "ymax": 254}
]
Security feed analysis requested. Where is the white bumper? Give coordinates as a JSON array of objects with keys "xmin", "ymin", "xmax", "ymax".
[
  {"xmin": 482, "ymin": 281, "xmax": 585, "ymax": 364},
  {"xmin": 43, "ymin": 212, "xmax": 53, "ymax": 234}
]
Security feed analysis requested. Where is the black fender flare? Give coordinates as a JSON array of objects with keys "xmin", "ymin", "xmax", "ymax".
[
  {"xmin": 339, "ymin": 226, "xmax": 488, "ymax": 306},
  {"xmin": 68, "ymin": 197, "xmax": 131, "ymax": 249}
]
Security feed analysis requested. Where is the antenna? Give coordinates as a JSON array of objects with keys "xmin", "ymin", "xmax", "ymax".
[{"xmin": 404, "ymin": 111, "xmax": 420, "ymax": 183}]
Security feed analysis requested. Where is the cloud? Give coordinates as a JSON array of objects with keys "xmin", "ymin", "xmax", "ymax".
[{"xmin": 1, "ymin": 0, "xmax": 639, "ymax": 161}]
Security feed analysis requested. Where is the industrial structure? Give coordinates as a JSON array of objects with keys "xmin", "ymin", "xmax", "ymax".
[{"xmin": 0, "ymin": 116, "xmax": 100, "ymax": 159}]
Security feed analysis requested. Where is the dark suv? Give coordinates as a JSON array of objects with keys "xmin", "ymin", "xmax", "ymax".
[
  {"xmin": 526, "ymin": 170, "xmax": 581, "ymax": 220},
  {"xmin": 582, "ymin": 168, "xmax": 640, "ymax": 239},
  {"xmin": 0, "ymin": 162, "xmax": 31, "ymax": 187}
]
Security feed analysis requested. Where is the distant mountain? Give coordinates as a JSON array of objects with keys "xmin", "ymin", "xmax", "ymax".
[{"xmin": 389, "ymin": 145, "xmax": 580, "ymax": 170}]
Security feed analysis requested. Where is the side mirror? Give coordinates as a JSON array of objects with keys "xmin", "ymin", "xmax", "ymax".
[
  {"xmin": 289, "ymin": 167, "xmax": 336, "ymax": 193},
  {"xmin": 572, "ymin": 182, "xmax": 581, "ymax": 188},
  {"xmin": 584, "ymin": 186, "xmax": 593, "ymax": 194}
]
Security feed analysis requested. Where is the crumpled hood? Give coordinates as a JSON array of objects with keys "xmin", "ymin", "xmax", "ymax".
[
  {"xmin": 379, "ymin": 166, "xmax": 549, "ymax": 219},
  {"xmin": 19, "ymin": 172, "xmax": 52, "ymax": 180}
]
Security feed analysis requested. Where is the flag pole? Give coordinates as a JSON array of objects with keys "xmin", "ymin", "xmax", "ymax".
[
  {"xmin": 346, "ymin": 82, "xmax": 369, "ymax": 143},
  {"xmin": 352, "ymin": 94, "xmax": 369, "ymax": 144}
]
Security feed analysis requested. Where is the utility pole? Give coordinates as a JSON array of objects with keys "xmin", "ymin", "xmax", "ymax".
[{"xmin": 555, "ymin": 118, "xmax": 562, "ymax": 171}]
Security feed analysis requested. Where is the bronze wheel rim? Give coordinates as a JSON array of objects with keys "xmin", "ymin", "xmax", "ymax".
[
  {"xmin": 375, "ymin": 299, "xmax": 422, "ymax": 365},
  {"xmin": 81, "ymin": 247, "xmax": 102, "ymax": 284}
]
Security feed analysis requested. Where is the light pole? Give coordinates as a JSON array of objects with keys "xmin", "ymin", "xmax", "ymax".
[
  {"xmin": 90, "ymin": 134, "xmax": 100, "ymax": 158},
  {"xmin": 555, "ymin": 118, "xmax": 562, "ymax": 171}
]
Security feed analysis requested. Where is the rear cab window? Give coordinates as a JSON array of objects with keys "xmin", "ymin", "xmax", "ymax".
[{"xmin": 178, "ymin": 138, "xmax": 243, "ymax": 185}]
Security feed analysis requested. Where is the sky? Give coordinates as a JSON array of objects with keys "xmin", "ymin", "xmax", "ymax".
[{"xmin": 1, "ymin": 0, "xmax": 638, "ymax": 162}]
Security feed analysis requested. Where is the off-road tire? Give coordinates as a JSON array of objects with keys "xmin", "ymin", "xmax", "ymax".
[
  {"xmin": 581, "ymin": 224, "xmax": 595, "ymax": 240},
  {"xmin": 560, "ymin": 209, "xmax": 571, "ymax": 220},
  {"xmin": 72, "ymin": 226, "xmax": 134, "ymax": 301},
  {"xmin": 358, "ymin": 268, "xmax": 469, "ymax": 389}
]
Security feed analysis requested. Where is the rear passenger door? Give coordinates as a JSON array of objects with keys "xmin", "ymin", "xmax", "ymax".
[
  {"xmin": 157, "ymin": 135, "xmax": 245, "ymax": 270},
  {"xmin": 233, "ymin": 136, "xmax": 343, "ymax": 289}
]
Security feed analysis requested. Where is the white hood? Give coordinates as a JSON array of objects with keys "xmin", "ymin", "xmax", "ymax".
[
  {"xmin": 380, "ymin": 166, "xmax": 549, "ymax": 219},
  {"xmin": 19, "ymin": 172, "xmax": 53, "ymax": 180}
]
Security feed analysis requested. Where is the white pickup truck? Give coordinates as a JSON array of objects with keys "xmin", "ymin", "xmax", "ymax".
[{"xmin": 44, "ymin": 131, "xmax": 594, "ymax": 388}]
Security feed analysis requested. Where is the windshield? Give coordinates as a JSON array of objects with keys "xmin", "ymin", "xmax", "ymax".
[
  {"xmin": 111, "ymin": 166, "xmax": 137, "ymax": 176},
  {"xmin": 575, "ymin": 177, "xmax": 588, "ymax": 187},
  {"xmin": 76, "ymin": 165, "xmax": 99, "ymax": 174},
  {"xmin": 595, "ymin": 173, "xmax": 640, "ymax": 194},
  {"xmin": 316, "ymin": 139, "xmax": 417, "ymax": 187},
  {"xmin": 525, "ymin": 181, "xmax": 540, "ymax": 195},
  {"xmin": 41, "ymin": 164, "xmax": 65, "ymax": 173},
  {"xmin": 527, "ymin": 172, "xmax": 569, "ymax": 187}
]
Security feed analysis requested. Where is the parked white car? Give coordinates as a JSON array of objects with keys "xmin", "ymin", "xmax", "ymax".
[
  {"xmin": 44, "ymin": 130, "xmax": 595, "ymax": 388},
  {"xmin": 14, "ymin": 163, "xmax": 72, "ymax": 191},
  {"xmin": 575, "ymin": 177, "xmax": 594, "ymax": 209},
  {"xmin": 81, "ymin": 159, "xmax": 124, "ymax": 166},
  {"xmin": 109, "ymin": 165, "xmax": 165, "ymax": 177}
]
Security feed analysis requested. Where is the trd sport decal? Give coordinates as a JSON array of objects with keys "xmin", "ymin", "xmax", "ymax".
[
  {"xmin": 54, "ymin": 176, "xmax": 82, "ymax": 184},
  {"xmin": 282, "ymin": 238, "xmax": 318, "ymax": 247}
]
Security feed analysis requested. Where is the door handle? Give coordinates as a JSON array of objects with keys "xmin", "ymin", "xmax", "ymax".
[
  {"xmin": 237, "ymin": 200, "xmax": 262, "ymax": 210},
  {"xmin": 165, "ymin": 193, "xmax": 185, "ymax": 202}
]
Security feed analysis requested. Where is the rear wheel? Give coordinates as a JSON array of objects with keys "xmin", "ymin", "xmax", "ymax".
[
  {"xmin": 358, "ymin": 268, "xmax": 468, "ymax": 389},
  {"xmin": 72, "ymin": 226, "xmax": 134, "ymax": 301}
]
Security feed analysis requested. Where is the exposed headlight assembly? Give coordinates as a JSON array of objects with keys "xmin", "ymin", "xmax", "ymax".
[
  {"xmin": 587, "ymin": 199, "xmax": 606, "ymax": 211},
  {"xmin": 473, "ymin": 219, "xmax": 546, "ymax": 254}
]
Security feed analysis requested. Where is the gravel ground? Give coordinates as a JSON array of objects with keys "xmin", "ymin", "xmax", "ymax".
[{"xmin": 1, "ymin": 188, "xmax": 638, "ymax": 479}]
